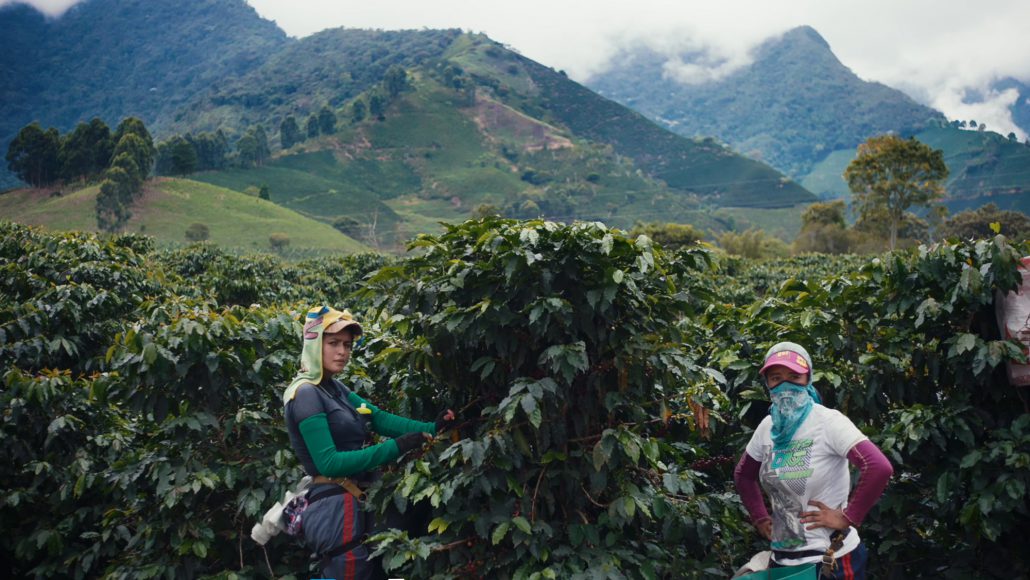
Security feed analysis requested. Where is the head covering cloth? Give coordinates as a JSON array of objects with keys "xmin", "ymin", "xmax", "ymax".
[{"xmin": 283, "ymin": 306, "xmax": 362, "ymax": 404}]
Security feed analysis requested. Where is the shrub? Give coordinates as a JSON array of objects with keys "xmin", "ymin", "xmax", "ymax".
[
  {"xmin": 269, "ymin": 232, "xmax": 290, "ymax": 251},
  {"xmin": 716, "ymin": 227, "xmax": 790, "ymax": 259},
  {"xmin": 185, "ymin": 222, "xmax": 210, "ymax": 242}
]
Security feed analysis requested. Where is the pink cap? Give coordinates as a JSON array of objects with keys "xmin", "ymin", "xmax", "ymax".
[{"xmin": 759, "ymin": 349, "xmax": 810, "ymax": 376}]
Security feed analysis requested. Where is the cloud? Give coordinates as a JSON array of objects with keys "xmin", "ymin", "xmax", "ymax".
[
  {"xmin": 0, "ymin": 0, "xmax": 79, "ymax": 16},
  {"xmin": 936, "ymin": 87, "xmax": 1025, "ymax": 141}
]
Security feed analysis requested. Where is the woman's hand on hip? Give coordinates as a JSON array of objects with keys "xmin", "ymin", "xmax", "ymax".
[
  {"xmin": 755, "ymin": 517, "xmax": 772, "ymax": 540},
  {"xmin": 800, "ymin": 500, "xmax": 852, "ymax": 531}
]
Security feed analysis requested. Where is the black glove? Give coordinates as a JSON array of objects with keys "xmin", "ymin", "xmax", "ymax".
[
  {"xmin": 435, "ymin": 409, "xmax": 456, "ymax": 433},
  {"xmin": 394, "ymin": 432, "xmax": 429, "ymax": 454}
]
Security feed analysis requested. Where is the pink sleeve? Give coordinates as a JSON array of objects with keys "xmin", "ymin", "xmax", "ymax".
[
  {"xmin": 843, "ymin": 439, "xmax": 893, "ymax": 526},
  {"xmin": 733, "ymin": 452, "xmax": 770, "ymax": 525}
]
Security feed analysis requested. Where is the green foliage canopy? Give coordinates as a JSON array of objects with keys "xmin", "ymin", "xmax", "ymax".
[
  {"xmin": 112, "ymin": 117, "xmax": 155, "ymax": 176},
  {"xmin": 305, "ymin": 114, "xmax": 320, "ymax": 140},
  {"xmin": 58, "ymin": 118, "xmax": 113, "ymax": 183},
  {"xmin": 940, "ymin": 203, "xmax": 1030, "ymax": 241},
  {"xmin": 793, "ymin": 200, "xmax": 851, "ymax": 254},
  {"xmin": 318, "ymin": 105, "xmax": 337, "ymax": 135},
  {"xmin": 1, "ymin": 217, "xmax": 1027, "ymax": 579},
  {"xmin": 5, "ymin": 122, "xmax": 61, "ymax": 187},
  {"xmin": 354, "ymin": 218, "xmax": 730, "ymax": 578},
  {"xmin": 279, "ymin": 116, "xmax": 303, "ymax": 150},
  {"xmin": 845, "ymin": 135, "xmax": 948, "ymax": 250}
]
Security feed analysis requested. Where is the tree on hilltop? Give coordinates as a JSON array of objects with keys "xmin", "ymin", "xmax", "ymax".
[
  {"xmin": 95, "ymin": 167, "xmax": 133, "ymax": 232},
  {"xmin": 94, "ymin": 118, "xmax": 156, "ymax": 232},
  {"xmin": 113, "ymin": 117, "xmax": 155, "ymax": 176},
  {"xmin": 318, "ymin": 106, "xmax": 337, "ymax": 135},
  {"xmin": 169, "ymin": 137, "xmax": 198, "ymax": 176},
  {"xmin": 306, "ymin": 114, "xmax": 320, "ymax": 139},
  {"xmin": 253, "ymin": 126, "xmax": 271, "ymax": 163},
  {"xmin": 384, "ymin": 64, "xmax": 410, "ymax": 97},
  {"xmin": 845, "ymin": 135, "xmax": 948, "ymax": 250},
  {"xmin": 59, "ymin": 118, "xmax": 113, "ymax": 183},
  {"xmin": 113, "ymin": 133, "xmax": 154, "ymax": 181},
  {"xmin": 236, "ymin": 126, "xmax": 270, "ymax": 167},
  {"xmin": 6, "ymin": 122, "xmax": 61, "ymax": 187},
  {"xmin": 369, "ymin": 93, "xmax": 386, "ymax": 121},
  {"xmin": 189, "ymin": 130, "xmax": 230, "ymax": 170},
  {"xmin": 351, "ymin": 99, "xmax": 367, "ymax": 124},
  {"xmin": 279, "ymin": 116, "xmax": 303, "ymax": 150}
]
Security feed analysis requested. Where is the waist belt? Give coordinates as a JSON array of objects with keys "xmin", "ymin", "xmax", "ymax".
[
  {"xmin": 311, "ymin": 475, "xmax": 366, "ymax": 499},
  {"xmin": 773, "ymin": 528, "xmax": 850, "ymax": 578},
  {"xmin": 306, "ymin": 484, "xmax": 346, "ymax": 505},
  {"xmin": 773, "ymin": 548, "xmax": 825, "ymax": 560}
]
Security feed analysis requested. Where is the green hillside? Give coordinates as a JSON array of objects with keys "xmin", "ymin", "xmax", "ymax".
[
  {"xmin": 0, "ymin": 178, "xmax": 369, "ymax": 254},
  {"xmin": 800, "ymin": 150, "xmax": 857, "ymax": 201},
  {"xmin": 450, "ymin": 37, "xmax": 813, "ymax": 208},
  {"xmin": 192, "ymin": 69, "xmax": 714, "ymax": 247},
  {"xmin": 800, "ymin": 127, "xmax": 1030, "ymax": 214}
]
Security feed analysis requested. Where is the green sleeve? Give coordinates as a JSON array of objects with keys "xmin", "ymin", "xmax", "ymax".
[
  {"xmin": 297, "ymin": 413, "xmax": 400, "ymax": 477},
  {"xmin": 347, "ymin": 391, "xmax": 437, "ymax": 437}
]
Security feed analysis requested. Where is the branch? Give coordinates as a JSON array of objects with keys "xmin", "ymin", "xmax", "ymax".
[
  {"xmin": 434, "ymin": 538, "xmax": 473, "ymax": 552},
  {"xmin": 530, "ymin": 465, "xmax": 548, "ymax": 523},
  {"xmin": 581, "ymin": 485, "xmax": 610, "ymax": 508}
]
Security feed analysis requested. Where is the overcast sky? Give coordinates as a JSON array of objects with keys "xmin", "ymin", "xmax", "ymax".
[{"xmin": 9, "ymin": 0, "xmax": 1030, "ymax": 139}]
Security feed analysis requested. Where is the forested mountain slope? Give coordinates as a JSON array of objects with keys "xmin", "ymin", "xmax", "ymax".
[
  {"xmin": 588, "ymin": 26, "xmax": 944, "ymax": 177},
  {"xmin": 0, "ymin": 0, "xmax": 287, "ymax": 182}
]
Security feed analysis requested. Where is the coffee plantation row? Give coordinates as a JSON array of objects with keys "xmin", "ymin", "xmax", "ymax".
[{"xmin": 1, "ymin": 219, "xmax": 1027, "ymax": 579}]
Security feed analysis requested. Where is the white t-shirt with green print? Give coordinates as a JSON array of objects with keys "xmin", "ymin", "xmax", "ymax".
[{"xmin": 745, "ymin": 404, "xmax": 866, "ymax": 564}]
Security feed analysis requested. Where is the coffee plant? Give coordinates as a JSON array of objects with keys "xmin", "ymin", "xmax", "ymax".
[
  {"xmin": 1, "ymin": 218, "xmax": 1027, "ymax": 579},
  {"xmin": 701, "ymin": 236, "xmax": 1030, "ymax": 578},
  {"xmin": 353, "ymin": 218, "xmax": 732, "ymax": 578}
]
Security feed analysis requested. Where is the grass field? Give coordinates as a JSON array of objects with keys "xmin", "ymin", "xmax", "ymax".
[
  {"xmin": 800, "ymin": 149, "xmax": 853, "ymax": 200},
  {"xmin": 0, "ymin": 178, "xmax": 370, "ymax": 254}
]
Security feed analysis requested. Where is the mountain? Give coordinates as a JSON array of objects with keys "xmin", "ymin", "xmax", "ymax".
[
  {"xmin": 168, "ymin": 27, "xmax": 463, "ymax": 136},
  {"xmin": 1, "ymin": 0, "xmax": 815, "ymax": 247},
  {"xmin": 587, "ymin": 26, "xmax": 944, "ymax": 178},
  {"xmin": 0, "ymin": 0, "xmax": 288, "ymax": 188},
  {"xmin": 174, "ymin": 28, "xmax": 814, "ymax": 209},
  {"xmin": 186, "ymin": 32, "xmax": 813, "ymax": 248}
]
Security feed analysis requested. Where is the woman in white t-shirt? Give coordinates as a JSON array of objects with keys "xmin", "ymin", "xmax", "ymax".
[{"xmin": 733, "ymin": 342, "xmax": 894, "ymax": 579}]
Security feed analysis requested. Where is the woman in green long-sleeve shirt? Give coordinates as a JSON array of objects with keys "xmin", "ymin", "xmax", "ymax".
[{"xmin": 283, "ymin": 306, "xmax": 454, "ymax": 580}]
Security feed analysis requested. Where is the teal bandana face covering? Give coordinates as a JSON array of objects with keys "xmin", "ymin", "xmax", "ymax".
[{"xmin": 769, "ymin": 382, "xmax": 815, "ymax": 450}]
